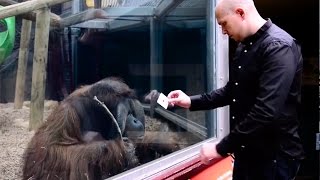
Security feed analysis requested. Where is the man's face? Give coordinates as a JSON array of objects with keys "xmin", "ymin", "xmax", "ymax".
[{"xmin": 216, "ymin": 10, "xmax": 243, "ymax": 42}]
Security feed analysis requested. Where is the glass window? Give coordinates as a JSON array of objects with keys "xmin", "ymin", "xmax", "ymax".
[{"xmin": 0, "ymin": 0, "xmax": 229, "ymax": 179}]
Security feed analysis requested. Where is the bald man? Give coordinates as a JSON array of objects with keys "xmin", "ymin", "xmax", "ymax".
[{"xmin": 167, "ymin": 0, "xmax": 304, "ymax": 179}]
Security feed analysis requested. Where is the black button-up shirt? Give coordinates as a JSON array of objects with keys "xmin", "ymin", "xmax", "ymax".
[{"xmin": 190, "ymin": 19, "xmax": 304, "ymax": 160}]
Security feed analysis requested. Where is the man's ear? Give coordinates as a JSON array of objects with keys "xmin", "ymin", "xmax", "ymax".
[{"xmin": 235, "ymin": 8, "xmax": 245, "ymax": 19}]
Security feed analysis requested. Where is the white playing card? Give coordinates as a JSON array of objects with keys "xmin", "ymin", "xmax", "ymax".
[{"xmin": 157, "ymin": 93, "xmax": 169, "ymax": 109}]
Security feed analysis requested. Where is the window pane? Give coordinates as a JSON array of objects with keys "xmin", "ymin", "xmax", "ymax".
[
  {"xmin": 72, "ymin": 0, "xmax": 216, "ymax": 175},
  {"xmin": 0, "ymin": 0, "xmax": 218, "ymax": 179}
]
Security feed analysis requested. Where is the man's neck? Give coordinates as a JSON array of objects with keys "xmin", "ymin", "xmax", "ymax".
[{"xmin": 249, "ymin": 16, "xmax": 266, "ymax": 35}]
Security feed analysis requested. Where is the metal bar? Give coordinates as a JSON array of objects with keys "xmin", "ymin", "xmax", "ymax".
[
  {"xmin": 214, "ymin": 0, "xmax": 230, "ymax": 140},
  {"xmin": 150, "ymin": 17, "xmax": 163, "ymax": 92},
  {"xmin": 205, "ymin": 0, "xmax": 215, "ymax": 138},
  {"xmin": 102, "ymin": 7, "xmax": 154, "ymax": 16},
  {"xmin": 59, "ymin": 8, "xmax": 109, "ymax": 28},
  {"xmin": 155, "ymin": 108, "xmax": 207, "ymax": 140},
  {"xmin": 165, "ymin": 7, "xmax": 206, "ymax": 17},
  {"xmin": 142, "ymin": 104, "xmax": 207, "ymax": 140},
  {"xmin": 72, "ymin": 0, "xmax": 80, "ymax": 14},
  {"xmin": 166, "ymin": 19, "xmax": 206, "ymax": 29},
  {"xmin": 106, "ymin": 18, "xmax": 148, "ymax": 32},
  {"xmin": 71, "ymin": 17, "xmax": 148, "ymax": 29},
  {"xmin": 154, "ymin": 0, "xmax": 185, "ymax": 19}
]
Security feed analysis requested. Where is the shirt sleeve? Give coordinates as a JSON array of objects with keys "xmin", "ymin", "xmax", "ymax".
[
  {"xmin": 189, "ymin": 81, "xmax": 232, "ymax": 111},
  {"xmin": 216, "ymin": 41, "xmax": 299, "ymax": 156}
]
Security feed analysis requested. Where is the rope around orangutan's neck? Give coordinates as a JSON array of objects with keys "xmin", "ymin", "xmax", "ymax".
[{"xmin": 93, "ymin": 96, "xmax": 123, "ymax": 140}]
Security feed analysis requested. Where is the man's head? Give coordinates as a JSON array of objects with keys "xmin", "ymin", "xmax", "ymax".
[{"xmin": 215, "ymin": 0, "xmax": 264, "ymax": 42}]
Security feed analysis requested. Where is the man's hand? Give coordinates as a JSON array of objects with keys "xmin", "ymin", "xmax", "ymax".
[
  {"xmin": 167, "ymin": 90, "xmax": 191, "ymax": 109},
  {"xmin": 200, "ymin": 142, "xmax": 222, "ymax": 164}
]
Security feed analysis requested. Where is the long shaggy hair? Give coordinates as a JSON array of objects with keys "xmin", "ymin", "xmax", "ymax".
[{"xmin": 22, "ymin": 77, "xmax": 139, "ymax": 180}]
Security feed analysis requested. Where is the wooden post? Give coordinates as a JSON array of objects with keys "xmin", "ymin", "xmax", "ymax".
[
  {"xmin": 14, "ymin": 19, "xmax": 32, "ymax": 109},
  {"xmin": 0, "ymin": 0, "xmax": 70, "ymax": 20},
  {"xmin": 29, "ymin": 7, "xmax": 50, "ymax": 130}
]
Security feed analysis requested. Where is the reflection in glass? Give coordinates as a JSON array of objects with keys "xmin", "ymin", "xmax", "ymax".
[{"xmin": 70, "ymin": 0, "xmax": 213, "ymax": 170}]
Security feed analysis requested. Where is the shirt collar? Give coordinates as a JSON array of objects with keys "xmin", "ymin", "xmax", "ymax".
[{"xmin": 242, "ymin": 19, "xmax": 272, "ymax": 46}]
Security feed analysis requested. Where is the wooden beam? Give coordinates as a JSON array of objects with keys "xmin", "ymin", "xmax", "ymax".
[
  {"xmin": 0, "ymin": 0, "xmax": 114, "ymax": 28},
  {"xmin": 29, "ymin": 7, "xmax": 50, "ymax": 130},
  {"xmin": 0, "ymin": 0, "xmax": 61, "ymax": 27},
  {"xmin": 0, "ymin": 0, "xmax": 70, "ymax": 20},
  {"xmin": 14, "ymin": 19, "xmax": 32, "ymax": 109}
]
